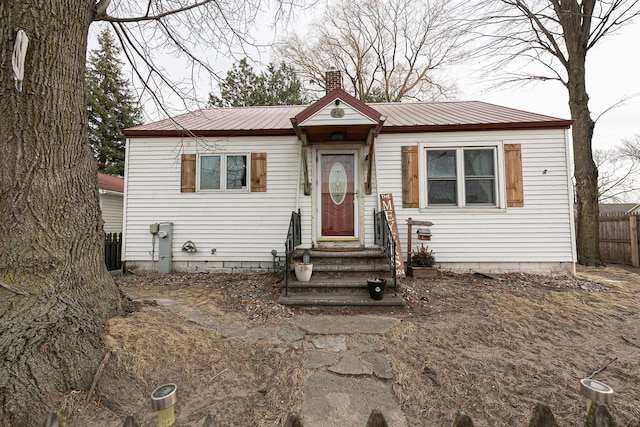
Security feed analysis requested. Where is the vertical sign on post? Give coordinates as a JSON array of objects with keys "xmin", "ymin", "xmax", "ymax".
[{"xmin": 380, "ymin": 193, "xmax": 406, "ymax": 278}]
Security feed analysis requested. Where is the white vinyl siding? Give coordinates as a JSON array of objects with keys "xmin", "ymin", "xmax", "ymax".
[
  {"xmin": 123, "ymin": 136, "xmax": 300, "ymax": 265},
  {"xmin": 374, "ymin": 129, "xmax": 575, "ymax": 265},
  {"xmin": 123, "ymin": 127, "xmax": 575, "ymax": 273},
  {"xmin": 100, "ymin": 192, "xmax": 123, "ymax": 233}
]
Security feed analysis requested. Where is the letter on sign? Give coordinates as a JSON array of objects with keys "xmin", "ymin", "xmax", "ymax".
[{"xmin": 380, "ymin": 193, "xmax": 405, "ymax": 278}]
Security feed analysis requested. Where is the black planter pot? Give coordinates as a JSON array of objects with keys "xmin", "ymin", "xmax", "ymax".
[{"xmin": 367, "ymin": 278, "xmax": 387, "ymax": 300}]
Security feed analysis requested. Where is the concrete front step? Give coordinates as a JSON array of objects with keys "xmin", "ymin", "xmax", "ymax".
[
  {"xmin": 283, "ymin": 248, "xmax": 400, "ymax": 307},
  {"xmin": 277, "ymin": 293, "xmax": 405, "ymax": 307},
  {"xmin": 286, "ymin": 278, "xmax": 394, "ymax": 294},
  {"xmin": 292, "ymin": 263, "xmax": 390, "ymax": 275},
  {"xmin": 291, "ymin": 249, "xmax": 388, "ymax": 267},
  {"xmin": 294, "ymin": 248, "xmax": 387, "ymax": 258}
]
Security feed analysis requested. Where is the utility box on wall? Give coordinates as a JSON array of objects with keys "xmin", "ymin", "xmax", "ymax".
[{"xmin": 158, "ymin": 222, "xmax": 173, "ymax": 273}]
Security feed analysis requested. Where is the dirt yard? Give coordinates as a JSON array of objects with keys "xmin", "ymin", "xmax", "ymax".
[{"xmin": 65, "ymin": 265, "xmax": 640, "ymax": 426}]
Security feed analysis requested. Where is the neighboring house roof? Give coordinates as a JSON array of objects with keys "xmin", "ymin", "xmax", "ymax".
[
  {"xmin": 98, "ymin": 172, "xmax": 124, "ymax": 194},
  {"xmin": 123, "ymin": 100, "xmax": 572, "ymax": 138},
  {"xmin": 599, "ymin": 203, "xmax": 640, "ymax": 215}
]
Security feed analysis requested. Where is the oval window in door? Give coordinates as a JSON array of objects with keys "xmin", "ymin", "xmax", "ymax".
[{"xmin": 329, "ymin": 162, "xmax": 347, "ymax": 205}]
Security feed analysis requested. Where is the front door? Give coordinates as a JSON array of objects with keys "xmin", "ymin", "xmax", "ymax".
[{"xmin": 320, "ymin": 153, "xmax": 357, "ymax": 237}]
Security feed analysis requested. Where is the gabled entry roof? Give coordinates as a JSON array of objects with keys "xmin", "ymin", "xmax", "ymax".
[
  {"xmin": 290, "ymin": 87, "xmax": 385, "ymax": 142},
  {"xmin": 123, "ymin": 101, "xmax": 571, "ymax": 138},
  {"xmin": 292, "ymin": 88, "xmax": 383, "ymax": 127}
]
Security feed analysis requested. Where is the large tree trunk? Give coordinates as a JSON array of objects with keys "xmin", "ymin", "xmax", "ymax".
[
  {"xmin": 0, "ymin": 2, "xmax": 125, "ymax": 425},
  {"xmin": 567, "ymin": 51, "xmax": 602, "ymax": 266}
]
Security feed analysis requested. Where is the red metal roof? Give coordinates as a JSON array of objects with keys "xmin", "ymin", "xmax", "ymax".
[
  {"xmin": 373, "ymin": 101, "xmax": 571, "ymax": 131},
  {"xmin": 123, "ymin": 101, "xmax": 571, "ymax": 137},
  {"xmin": 98, "ymin": 173, "xmax": 124, "ymax": 193}
]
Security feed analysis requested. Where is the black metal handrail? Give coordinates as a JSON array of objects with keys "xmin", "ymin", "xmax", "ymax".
[
  {"xmin": 374, "ymin": 209, "xmax": 397, "ymax": 293},
  {"xmin": 284, "ymin": 210, "xmax": 301, "ymax": 296}
]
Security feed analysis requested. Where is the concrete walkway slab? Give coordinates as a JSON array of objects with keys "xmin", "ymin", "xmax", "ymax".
[
  {"xmin": 302, "ymin": 371, "xmax": 407, "ymax": 427},
  {"xmin": 292, "ymin": 315, "xmax": 399, "ymax": 335}
]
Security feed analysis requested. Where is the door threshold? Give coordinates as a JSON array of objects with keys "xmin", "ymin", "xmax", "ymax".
[
  {"xmin": 317, "ymin": 237, "xmax": 359, "ymax": 242},
  {"xmin": 316, "ymin": 238, "xmax": 362, "ymax": 250}
]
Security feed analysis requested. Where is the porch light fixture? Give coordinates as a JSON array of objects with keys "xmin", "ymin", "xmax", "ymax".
[{"xmin": 331, "ymin": 131, "xmax": 345, "ymax": 141}]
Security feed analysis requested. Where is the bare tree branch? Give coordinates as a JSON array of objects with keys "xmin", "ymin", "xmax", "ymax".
[
  {"xmin": 95, "ymin": 0, "xmax": 111, "ymax": 18},
  {"xmin": 595, "ymin": 145, "xmax": 640, "ymax": 202},
  {"xmin": 91, "ymin": 0, "xmax": 302, "ymax": 120},
  {"xmin": 276, "ymin": 0, "xmax": 465, "ymax": 101},
  {"xmin": 468, "ymin": 0, "xmax": 640, "ymax": 266},
  {"xmin": 594, "ymin": 92, "xmax": 640, "ymax": 123},
  {"xmin": 96, "ymin": 0, "xmax": 217, "ymax": 23}
]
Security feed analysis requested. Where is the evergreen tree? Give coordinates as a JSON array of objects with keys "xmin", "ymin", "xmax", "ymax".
[
  {"xmin": 210, "ymin": 58, "xmax": 307, "ymax": 107},
  {"xmin": 87, "ymin": 29, "xmax": 142, "ymax": 176},
  {"xmin": 263, "ymin": 61, "xmax": 308, "ymax": 106}
]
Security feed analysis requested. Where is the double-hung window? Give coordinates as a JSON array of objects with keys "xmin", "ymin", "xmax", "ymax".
[
  {"xmin": 200, "ymin": 154, "xmax": 248, "ymax": 191},
  {"xmin": 425, "ymin": 147, "xmax": 497, "ymax": 207}
]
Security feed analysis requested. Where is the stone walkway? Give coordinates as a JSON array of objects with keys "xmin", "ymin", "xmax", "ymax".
[
  {"xmin": 292, "ymin": 315, "xmax": 407, "ymax": 427},
  {"xmin": 130, "ymin": 296, "xmax": 407, "ymax": 426}
]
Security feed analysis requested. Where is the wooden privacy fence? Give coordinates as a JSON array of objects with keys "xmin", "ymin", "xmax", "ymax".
[
  {"xmin": 105, "ymin": 232, "xmax": 122, "ymax": 271},
  {"xmin": 44, "ymin": 402, "xmax": 631, "ymax": 427},
  {"xmin": 599, "ymin": 214, "xmax": 640, "ymax": 267}
]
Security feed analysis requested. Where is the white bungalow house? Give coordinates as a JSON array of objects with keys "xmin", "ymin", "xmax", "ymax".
[
  {"xmin": 98, "ymin": 172, "xmax": 124, "ymax": 234},
  {"xmin": 122, "ymin": 70, "xmax": 576, "ymax": 277}
]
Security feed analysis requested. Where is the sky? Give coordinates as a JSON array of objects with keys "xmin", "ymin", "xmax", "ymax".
[
  {"xmin": 90, "ymin": 6, "xmax": 640, "ymax": 152},
  {"xmin": 457, "ymin": 21, "xmax": 640, "ymax": 151}
]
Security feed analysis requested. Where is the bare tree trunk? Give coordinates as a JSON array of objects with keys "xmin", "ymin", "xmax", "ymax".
[
  {"xmin": 0, "ymin": 2, "xmax": 125, "ymax": 425},
  {"xmin": 566, "ymin": 39, "xmax": 602, "ymax": 266}
]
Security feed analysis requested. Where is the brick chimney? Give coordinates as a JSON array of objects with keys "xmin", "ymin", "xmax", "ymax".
[{"xmin": 325, "ymin": 67, "xmax": 342, "ymax": 93}]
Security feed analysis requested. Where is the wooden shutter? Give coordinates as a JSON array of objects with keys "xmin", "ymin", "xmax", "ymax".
[
  {"xmin": 181, "ymin": 154, "xmax": 196, "ymax": 193},
  {"xmin": 401, "ymin": 146, "xmax": 419, "ymax": 208},
  {"xmin": 251, "ymin": 152, "xmax": 267, "ymax": 192},
  {"xmin": 505, "ymin": 144, "xmax": 524, "ymax": 207}
]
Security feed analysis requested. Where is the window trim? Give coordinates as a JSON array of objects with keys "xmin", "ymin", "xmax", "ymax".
[
  {"xmin": 197, "ymin": 153, "xmax": 250, "ymax": 192},
  {"xmin": 418, "ymin": 141, "xmax": 506, "ymax": 210}
]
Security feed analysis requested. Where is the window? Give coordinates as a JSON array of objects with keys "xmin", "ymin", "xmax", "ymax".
[
  {"xmin": 425, "ymin": 147, "xmax": 497, "ymax": 207},
  {"xmin": 181, "ymin": 152, "xmax": 266, "ymax": 193},
  {"xmin": 426, "ymin": 150, "xmax": 457, "ymax": 205},
  {"xmin": 200, "ymin": 154, "xmax": 247, "ymax": 191},
  {"xmin": 464, "ymin": 149, "xmax": 495, "ymax": 204}
]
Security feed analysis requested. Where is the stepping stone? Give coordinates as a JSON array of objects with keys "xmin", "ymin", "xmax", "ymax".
[
  {"xmin": 278, "ymin": 326, "xmax": 305, "ymax": 343},
  {"xmin": 348, "ymin": 335, "xmax": 384, "ymax": 353},
  {"xmin": 304, "ymin": 350, "xmax": 337, "ymax": 369},
  {"xmin": 216, "ymin": 324, "xmax": 246, "ymax": 338},
  {"xmin": 243, "ymin": 326, "xmax": 283, "ymax": 344},
  {"xmin": 361, "ymin": 353, "xmax": 394, "ymax": 379},
  {"xmin": 329, "ymin": 353, "xmax": 373, "ymax": 376},
  {"xmin": 311, "ymin": 336, "xmax": 347, "ymax": 352}
]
